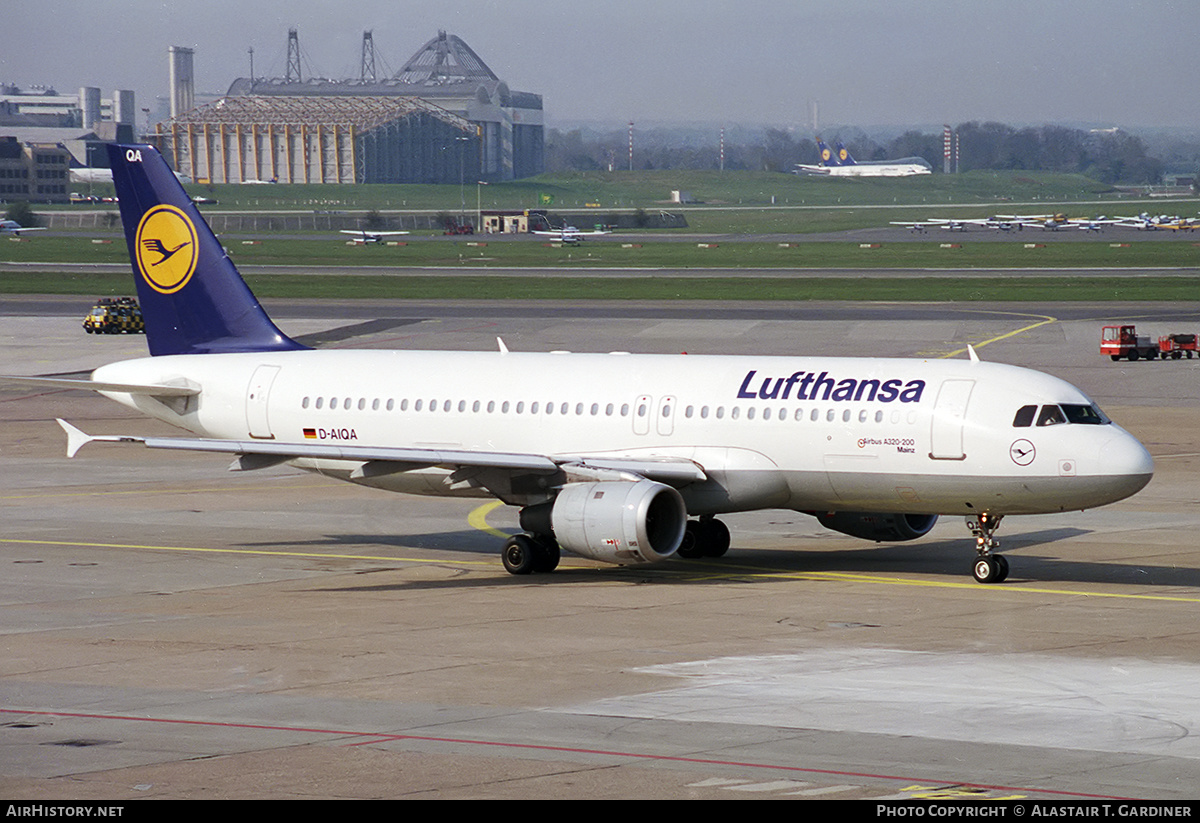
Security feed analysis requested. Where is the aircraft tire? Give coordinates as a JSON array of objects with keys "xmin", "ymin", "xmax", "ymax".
[
  {"xmin": 532, "ymin": 536, "xmax": 560, "ymax": 573},
  {"xmin": 676, "ymin": 521, "xmax": 704, "ymax": 559},
  {"xmin": 698, "ymin": 518, "xmax": 731, "ymax": 557},
  {"xmin": 972, "ymin": 555, "xmax": 1006, "ymax": 584},
  {"xmin": 502, "ymin": 534, "xmax": 538, "ymax": 575}
]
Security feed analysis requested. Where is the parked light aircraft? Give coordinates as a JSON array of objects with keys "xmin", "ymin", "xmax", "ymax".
[
  {"xmin": 6, "ymin": 144, "xmax": 1155, "ymax": 584},
  {"xmin": 797, "ymin": 139, "xmax": 932, "ymax": 177},
  {"xmin": 0, "ymin": 219, "xmax": 46, "ymax": 235},
  {"xmin": 532, "ymin": 225, "xmax": 611, "ymax": 244},
  {"xmin": 1114, "ymin": 212, "xmax": 1198, "ymax": 231},
  {"xmin": 991, "ymin": 213, "xmax": 1120, "ymax": 232},
  {"xmin": 891, "ymin": 214, "xmax": 1118, "ymax": 233},
  {"xmin": 340, "ymin": 229, "xmax": 411, "ymax": 244},
  {"xmin": 890, "ymin": 218, "xmax": 990, "ymax": 233}
]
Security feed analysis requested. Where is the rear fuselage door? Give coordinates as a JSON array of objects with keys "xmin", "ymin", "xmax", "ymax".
[{"xmin": 246, "ymin": 364, "xmax": 281, "ymax": 439}]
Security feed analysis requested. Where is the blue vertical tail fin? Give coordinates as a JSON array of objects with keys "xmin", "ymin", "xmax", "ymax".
[
  {"xmin": 834, "ymin": 141, "xmax": 857, "ymax": 166},
  {"xmin": 107, "ymin": 143, "xmax": 304, "ymax": 356},
  {"xmin": 816, "ymin": 138, "xmax": 840, "ymax": 167}
]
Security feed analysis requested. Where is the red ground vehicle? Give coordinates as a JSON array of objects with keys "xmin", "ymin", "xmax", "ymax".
[
  {"xmin": 1101, "ymin": 325, "xmax": 1198, "ymax": 361},
  {"xmin": 1158, "ymin": 333, "xmax": 1198, "ymax": 359}
]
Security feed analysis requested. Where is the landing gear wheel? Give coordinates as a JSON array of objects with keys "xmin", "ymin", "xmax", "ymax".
[
  {"xmin": 502, "ymin": 534, "xmax": 538, "ymax": 575},
  {"xmin": 531, "ymin": 536, "xmax": 560, "ymax": 573},
  {"xmin": 676, "ymin": 518, "xmax": 731, "ymax": 559},
  {"xmin": 697, "ymin": 517, "xmax": 730, "ymax": 557},
  {"xmin": 676, "ymin": 521, "xmax": 704, "ymax": 559},
  {"xmin": 994, "ymin": 554, "xmax": 1010, "ymax": 582},
  {"xmin": 972, "ymin": 555, "xmax": 1007, "ymax": 584}
]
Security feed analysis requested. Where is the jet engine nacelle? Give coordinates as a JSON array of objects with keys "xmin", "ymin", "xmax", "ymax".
[
  {"xmin": 549, "ymin": 480, "xmax": 687, "ymax": 565},
  {"xmin": 815, "ymin": 511, "xmax": 939, "ymax": 542}
]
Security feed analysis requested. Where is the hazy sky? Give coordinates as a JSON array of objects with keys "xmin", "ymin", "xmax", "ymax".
[{"xmin": 3, "ymin": 1, "xmax": 1198, "ymax": 131}]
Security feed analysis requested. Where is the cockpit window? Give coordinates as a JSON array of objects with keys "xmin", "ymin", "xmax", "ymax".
[
  {"xmin": 1016, "ymin": 403, "xmax": 1111, "ymax": 428},
  {"xmin": 1036, "ymin": 405, "xmax": 1067, "ymax": 427},
  {"xmin": 1061, "ymin": 403, "xmax": 1109, "ymax": 425}
]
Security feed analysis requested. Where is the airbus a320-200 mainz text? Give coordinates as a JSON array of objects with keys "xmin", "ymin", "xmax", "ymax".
[{"xmin": 5, "ymin": 145, "xmax": 1154, "ymax": 584}]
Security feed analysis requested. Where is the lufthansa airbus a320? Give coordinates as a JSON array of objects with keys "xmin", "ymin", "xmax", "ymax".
[{"xmin": 4, "ymin": 144, "xmax": 1153, "ymax": 584}]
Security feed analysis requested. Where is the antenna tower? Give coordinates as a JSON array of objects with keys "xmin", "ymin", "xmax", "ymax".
[
  {"xmin": 286, "ymin": 28, "xmax": 302, "ymax": 82},
  {"xmin": 361, "ymin": 30, "xmax": 377, "ymax": 82}
]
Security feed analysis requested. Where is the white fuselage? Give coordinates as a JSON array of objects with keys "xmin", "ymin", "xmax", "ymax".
[
  {"xmin": 91, "ymin": 349, "xmax": 1153, "ymax": 519},
  {"xmin": 797, "ymin": 163, "xmax": 932, "ymax": 177}
]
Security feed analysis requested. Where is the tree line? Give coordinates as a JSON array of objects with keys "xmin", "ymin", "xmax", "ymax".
[{"xmin": 546, "ymin": 122, "xmax": 1167, "ymax": 184}]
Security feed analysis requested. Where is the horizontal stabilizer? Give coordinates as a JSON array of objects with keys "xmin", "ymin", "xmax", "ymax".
[
  {"xmin": 4, "ymin": 375, "xmax": 199, "ymax": 397},
  {"xmin": 57, "ymin": 419, "xmax": 147, "ymax": 458}
]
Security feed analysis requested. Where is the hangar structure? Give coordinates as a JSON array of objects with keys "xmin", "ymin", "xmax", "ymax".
[
  {"xmin": 156, "ymin": 30, "xmax": 543, "ymax": 185},
  {"xmin": 157, "ymin": 95, "xmax": 475, "ymax": 184}
]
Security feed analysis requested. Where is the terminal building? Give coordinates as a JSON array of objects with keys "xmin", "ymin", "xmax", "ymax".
[
  {"xmin": 155, "ymin": 30, "xmax": 544, "ymax": 185},
  {"xmin": 0, "ymin": 136, "xmax": 72, "ymax": 202},
  {"xmin": 0, "ymin": 84, "xmax": 137, "ymax": 202}
]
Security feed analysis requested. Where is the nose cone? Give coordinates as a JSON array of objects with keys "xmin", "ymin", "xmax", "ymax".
[{"xmin": 1097, "ymin": 427, "xmax": 1154, "ymax": 502}]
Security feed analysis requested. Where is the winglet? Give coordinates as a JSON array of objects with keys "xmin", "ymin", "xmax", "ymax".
[
  {"xmin": 967, "ymin": 344, "xmax": 981, "ymax": 362},
  {"xmin": 497, "ymin": 337, "xmax": 509, "ymax": 354},
  {"xmin": 57, "ymin": 419, "xmax": 94, "ymax": 458}
]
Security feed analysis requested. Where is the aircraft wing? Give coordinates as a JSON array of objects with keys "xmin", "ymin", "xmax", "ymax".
[
  {"xmin": 532, "ymin": 229, "xmax": 610, "ymax": 237},
  {"xmin": 56, "ymin": 420, "xmax": 708, "ymax": 488},
  {"xmin": 339, "ymin": 230, "xmax": 410, "ymax": 236}
]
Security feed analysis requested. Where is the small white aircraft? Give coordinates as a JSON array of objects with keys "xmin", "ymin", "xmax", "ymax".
[
  {"xmin": 532, "ymin": 225, "xmax": 611, "ymax": 244},
  {"xmin": 340, "ymin": 229, "xmax": 410, "ymax": 244},
  {"xmin": 890, "ymin": 219, "xmax": 981, "ymax": 233},
  {"xmin": 3, "ymin": 144, "xmax": 1155, "ymax": 585},
  {"xmin": 0, "ymin": 219, "xmax": 46, "ymax": 235}
]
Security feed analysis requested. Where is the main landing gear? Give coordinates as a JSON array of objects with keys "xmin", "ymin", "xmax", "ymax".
[
  {"xmin": 967, "ymin": 512, "xmax": 1008, "ymax": 583},
  {"xmin": 675, "ymin": 517, "xmax": 731, "ymax": 559},
  {"xmin": 501, "ymin": 533, "xmax": 560, "ymax": 575}
]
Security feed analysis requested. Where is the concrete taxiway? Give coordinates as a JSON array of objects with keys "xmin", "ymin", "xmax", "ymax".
[{"xmin": 3, "ymin": 298, "xmax": 1200, "ymax": 800}]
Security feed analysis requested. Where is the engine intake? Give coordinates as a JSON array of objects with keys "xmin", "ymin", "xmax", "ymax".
[
  {"xmin": 815, "ymin": 511, "xmax": 938, "ymax": 542},
  {"xmin": 544, "ymin": 480, "xmax": 687, "ymax": 565}
]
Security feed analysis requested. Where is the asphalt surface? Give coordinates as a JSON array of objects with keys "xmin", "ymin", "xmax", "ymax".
[{"xmin": 3, "ymin": 298, "xmax": 1200, "ymax": 800}]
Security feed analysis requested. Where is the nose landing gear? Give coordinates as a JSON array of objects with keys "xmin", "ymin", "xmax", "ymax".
[{"xmin": 967, "ymin": 512, "xmax": 1008, "ymax": 583}]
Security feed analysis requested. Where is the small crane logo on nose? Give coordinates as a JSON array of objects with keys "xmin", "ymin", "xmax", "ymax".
[{"xmin": 1010, "ymin": 439, "xmax": 1036, "ymax": 466}]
